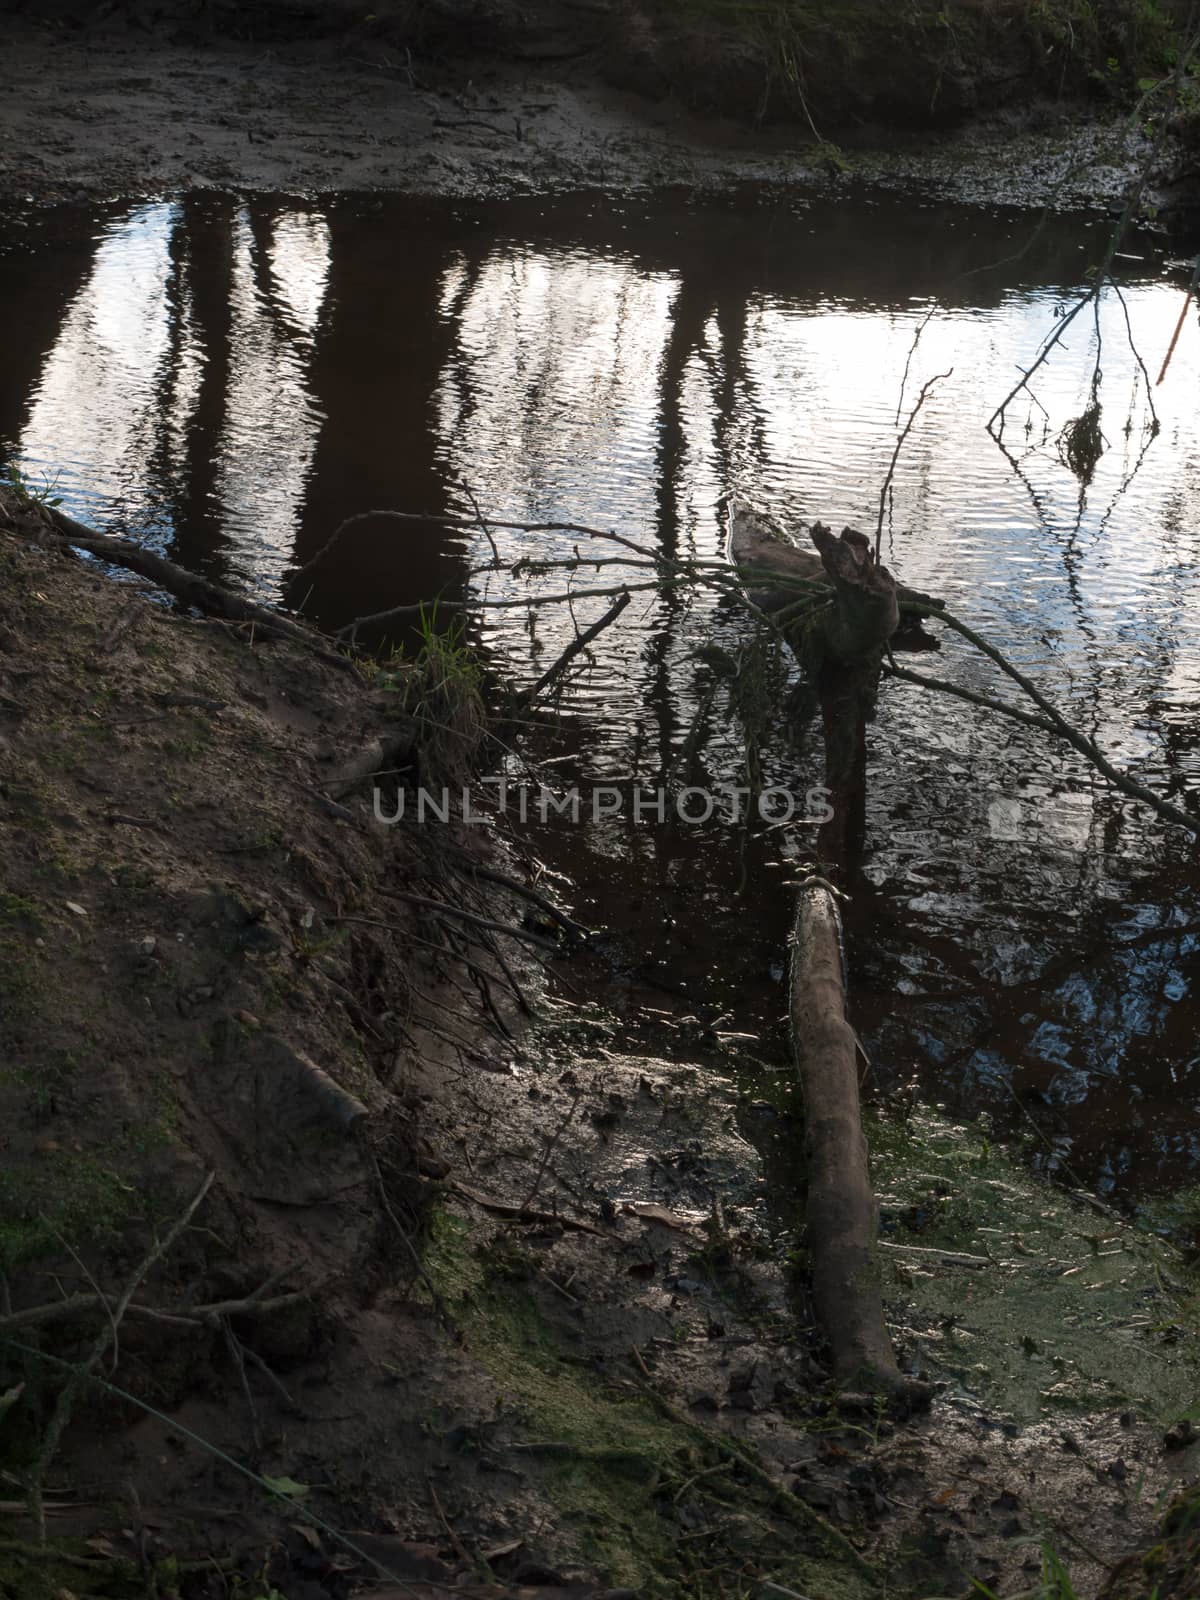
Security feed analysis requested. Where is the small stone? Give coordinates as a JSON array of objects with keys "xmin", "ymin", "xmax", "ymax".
[
  {"xmin": 139, "ymin": 936, "xmax": 157, "ymax": 956},
  {"xmin": 234, "ymin": 1009, "xmax": 260, "ymax": 1030},
  {"xmin": 65, "ymin": 901, "xmax": 88, "ymax": 917}
]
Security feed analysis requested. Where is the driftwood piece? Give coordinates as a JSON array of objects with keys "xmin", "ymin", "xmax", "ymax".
[
  {"xmin": 725, "ymin": 501, "xmax": 941, "ymax": 624},
  {"xmin": 809, "ymin": 523, "xmax": 899, "ymax": 665},
  {"xmin": 790, "ymin": 882, "xmax": 929, "ymax": 1408}
]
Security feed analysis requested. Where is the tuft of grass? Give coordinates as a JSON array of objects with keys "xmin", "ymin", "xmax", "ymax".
[
  {"xmin": 388, "ymin": 605, "xmax": 488, "ymax": 788},
  {"xmin": 0, "ymin": 461, "xmax": 63, "ymax": 514}
]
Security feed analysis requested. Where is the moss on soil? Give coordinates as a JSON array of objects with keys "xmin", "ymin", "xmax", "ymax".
[{"xmin": 423, "ymin": 1207, "xmax": 873, "ymax": 1597}]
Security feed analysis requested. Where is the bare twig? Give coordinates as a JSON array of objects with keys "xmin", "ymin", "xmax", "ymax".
[
  {"xmin": 370, "ymin": 893, "xmax": 561, "ymax": 953},
  {"xmin": 448, "ymin": 859, "xmax": 591, "ymax": 943},
  {"xmin": 337, "ymin": 578, "xmax": 671, "ymax": 640},
  {"xmin": 448, "ymin": 1179, "xmax": 611, "ymax": 1236},
  {"xmin": 517, "ymin": 589, "xmax": 631, "ymax": 706},
  {"xmin": 222, "ymin": 1317, "xmax": 261, "ymax": 1454},
  {"xmin": 428, "ymin": 1480, "xmax": 482, "ymax": 1579},
  {"xmin": 875, "ymin": 369, "xmax": 953, "ymax": 562},
  {"xmin": 0, "ymin": 1286, "xmax": 308, "ymax": 1336},
  {"xmin": 458, "ymin": 478, "xmax": 502, "ymax": 568},
  {"xmin": 27, "ymin": 1172, "xmax": 215, "ymax": 1541},
  {"xmin": 367, "ymin": 1151, "xmax": 455, "ymax": 1333},
  {"xmin": 519, "ymin": 1090, "xmax": 582, "ymax": 1214},
  {"xmin": 1156, "ymin": 253, "xmax": 1200, "ymax": 386}
]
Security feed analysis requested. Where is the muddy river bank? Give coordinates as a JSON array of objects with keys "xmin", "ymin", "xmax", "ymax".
[
  {"xmin": 3, "ymin": 181, "xmax": 1198, "ymax": 1210},
  {"xmin": 1, "ymin": 5, "xmax": 1196, "ymax": 225},
  {"xmin": 2, "ymin": 16, "xmax": 1200, "ymax": 1596}
]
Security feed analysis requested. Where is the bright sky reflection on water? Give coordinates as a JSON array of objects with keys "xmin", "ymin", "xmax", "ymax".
[{"xmin": 2, "ymin": 187, "xmax": 1198, "ymax": 1198}]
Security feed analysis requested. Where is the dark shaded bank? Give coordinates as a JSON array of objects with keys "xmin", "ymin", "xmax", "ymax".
[
  {"xmin": 4, "ymin": 0, "xmax": 1196, "ymax": 133},
  {"xmin": 4, "ymin": 0, "xmax": 1198, "ymax": 236},
  {"xmin": 610, "ymin": 0, "xmax": 1193, "ymax": 129}
]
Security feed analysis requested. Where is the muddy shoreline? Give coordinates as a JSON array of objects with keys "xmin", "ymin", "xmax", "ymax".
[
  {"xmin": 0, "ymin": 9, "xmax": 1192, "ymax": 223},
  {"xmin": 3, "ymin": 14, "xmax": 1200, "ymax": 1597}
]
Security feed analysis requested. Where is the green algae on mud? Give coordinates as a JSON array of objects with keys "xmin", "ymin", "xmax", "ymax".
[
  {"xmin": 870, "ymin": 1103, "xmax": 1200, "ymax": 1426},
  {"xmin": 421, "ymin": 1205, "xmax": 875, "ymax": 1598}
]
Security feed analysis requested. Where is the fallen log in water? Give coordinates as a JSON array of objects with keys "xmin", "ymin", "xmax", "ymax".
[
  {"xmin": 0, "ymin": 497, "xmax": 360, "ymax": 674},
  {"xmin": 789, "ymin": 880, "xmax": 930, "ymax": 1406}
]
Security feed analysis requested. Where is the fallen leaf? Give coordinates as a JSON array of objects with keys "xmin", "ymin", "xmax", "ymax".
[
  {"xmin": 263, "ymin": 1475, "xmax": 309, "ymax": 1499},
  {"xmin": 621, "ymin": 1201, "xmax": 703, "ymax": 1231},
  {"xmin": 482, "ymin": 1538, "xmax": 524, "ymax": 1562}
]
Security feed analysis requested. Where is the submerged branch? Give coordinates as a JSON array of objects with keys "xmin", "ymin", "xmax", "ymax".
[
  {"xmin": 516, "ymin": 588, "xmax": 631, "ymax": 706},
  {"xmin": 898, "ymin": 602, "xmax": 1198, "ymax": 835}
]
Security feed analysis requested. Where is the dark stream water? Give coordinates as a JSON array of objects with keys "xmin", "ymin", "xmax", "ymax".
[{"xmin": 2, "ymin": 187, "xmax": 1199, "ymax": 1209}]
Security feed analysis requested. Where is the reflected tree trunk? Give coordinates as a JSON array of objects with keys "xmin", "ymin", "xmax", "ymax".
[
  {"xmin": 294, "ymin": 202, "xmax": 475, "ymax": 640},
  {"xmin": 0, "ymin": 220, "xmax": 102, "ymax": 462},
  {"xmin": 172, "ymin": 191, "xmax": 238, "ymax": 578}
]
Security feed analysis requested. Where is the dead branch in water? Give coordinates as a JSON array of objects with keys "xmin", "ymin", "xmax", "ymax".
[
  {"xmin": 900, "ymin": 602, "xmax": 1198, "ymax": 835},
  {"xmin": 1156, "ymin": 253, "xmax": 1200, "ymax": 386},
  {"xmin": 874, "ymin": 368, "xmax": 952, "ymax": 562},
  {"xmin": 447, "ymin": 857, "xmax": 592, "ymax": 944},
  {"xmin": 293, "ymin": 507, "xmax": 660, "ymax": 588},
  {"xmin": 789, "ymin": 880, "xmax": 930, "ymax": 1408},
  {"xmin": 515, "ymin": 588, "xmax": 632, "ymax": 707},
  {"xmin": 15, "ymin": 506, "xmax": 361, "ymax": 674},
  {"xmin": 373, "ymin": 891, "xmax": 561, "ymax": 953}
]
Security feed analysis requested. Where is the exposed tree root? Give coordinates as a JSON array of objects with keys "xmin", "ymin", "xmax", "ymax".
[{"xmin": 5, "ymin": 501, "xmax": 360, "ymax": 673}]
